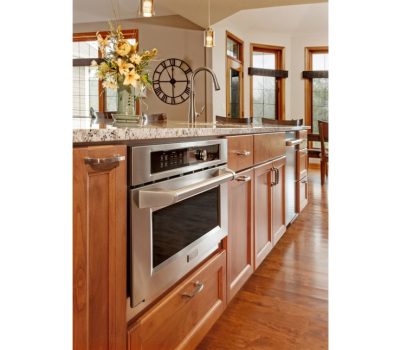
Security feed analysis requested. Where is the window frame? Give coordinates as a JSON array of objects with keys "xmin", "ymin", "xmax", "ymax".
[
  {"xmin": 225, "ymin": 31, "xmax": 244, "ymax": 118},
  {"xmin": 73, "ymin": 29, "xmax": 139, "ymax": 115},
  {"xmin": 250, "ymin": 43, "xmax": 285, "ymax": 120},
  {"xmin": 304, "ymin": 46, "xmax": 328, "ymax": 133}
]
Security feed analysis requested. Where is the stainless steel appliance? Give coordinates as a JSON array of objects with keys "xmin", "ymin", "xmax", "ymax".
[
  {"xmin": 285, "ymin": 132, "xmax": 304, "ymax": 225},
  {"xmin": 128, "ymin": 139, "xmax": 234, "ymax": 315}
]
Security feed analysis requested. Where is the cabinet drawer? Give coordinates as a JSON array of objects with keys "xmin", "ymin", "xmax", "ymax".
[
  {"xmin": 227, "ymin": 135, "xmax": 254, "ymax": 171},
  {"xmin": 297, "ymin": 130, "xmax": 308, "ymax": 150},
  {"xmin": 128, "ymin": 250, "xmax": 226, "ymax": 350},
  {"xmin": 296, "ymin": 149, "xmax": 308, "ymax": 181},
  {"xmin": 254, "ymin": 133, "xmax": 285, "ymax": 165},
  {"xmin": 296, "ymin": 177, "xmax": 309, "ymax": 213}
]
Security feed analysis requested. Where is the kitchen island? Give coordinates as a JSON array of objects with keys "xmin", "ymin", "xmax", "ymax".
[{"xmin": 73, "ymin": 118, "xmax": 309, "ymax": 350}]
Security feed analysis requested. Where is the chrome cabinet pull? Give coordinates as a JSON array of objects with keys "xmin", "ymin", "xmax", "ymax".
[
  {"xmin": 276, "ymin": 169, "xmax": 280, "ymax": 185},
  {"xmin": 235, "ymin": 175, "xmax": 251, "ymax": 182},
  {"xmin": 235, "ymin": 150, "xmax": 251, "ymax": 156},
  {"xmin": 84, "ymin": 155, "xmax": 125, "ymax": 169},
  {"xmin": 182, "ymin": 281, "xmax": 204, "ymax": 298},
  {"xmin": 285, "ymin": 139, "xmax": 304, "ymax": 146},
  {"xmin": 301, "ymin": 179, "xmax": 308, "ymax": 184},
  {"xmin": 271, "ymin": 168, "xmax": 276, "ymax": 187}
]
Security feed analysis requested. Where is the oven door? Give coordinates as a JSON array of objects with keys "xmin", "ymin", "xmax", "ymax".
[{"xmin": 129, "ymin": 166, "xmax": 234, "ymax": 312}]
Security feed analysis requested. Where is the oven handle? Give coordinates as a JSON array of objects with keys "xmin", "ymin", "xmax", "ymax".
[{"xmin": 138, "ymin": 168, "xmax": 235, "ymax": 209}]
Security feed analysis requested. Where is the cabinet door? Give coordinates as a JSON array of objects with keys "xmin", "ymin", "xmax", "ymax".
[
  {"xmin": 73, "ymin": 145, "xmax": 127, "ymax": 350},
  {"xmin": 254, "ymin": 161, "xmax": 273, "ymax": 269},
  {"xmin": 296, "ymin": 176, "xmax": 309, "ymax": 213},
  {"xmin": 227, "ymin": 168, "xmax": 254, "ymax": 302},
  {"xmin": 296, "ymin": 148, "xmax": 308, "ymax": 181},
  {"xmin": 128, "ymin": 250, "xmax": 226, "ymax": 350},
  {"xmin": 272, "ymin": 157, "xmax": 286, "ymax": 246}
]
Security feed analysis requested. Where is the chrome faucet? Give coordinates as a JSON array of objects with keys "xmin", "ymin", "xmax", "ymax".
[{"xmin": 188, "ymin": 67, "xmax": 221, "ymax": 124}]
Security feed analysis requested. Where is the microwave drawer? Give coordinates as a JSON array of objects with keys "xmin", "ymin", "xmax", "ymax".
[{"xmin": 128, "ymin": 250, "xmax": 226, "ymax": 350}]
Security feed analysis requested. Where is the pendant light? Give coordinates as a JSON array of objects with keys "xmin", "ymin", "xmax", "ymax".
[
  {"xmin": 204, "ymin": 0, "xmax": 215, "ymax": 47},
  {"xmin": 138, "ymin": 0, "xmax": 155, "ymax": 18}
]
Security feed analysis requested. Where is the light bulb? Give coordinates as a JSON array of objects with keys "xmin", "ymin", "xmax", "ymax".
[
  {"xmin": 204, "ymin": 28, "xmax": 215, "ymax": 48},
  {"xmin": 139, "ymin": 0, "xmax": 154, "ymax": 18}
]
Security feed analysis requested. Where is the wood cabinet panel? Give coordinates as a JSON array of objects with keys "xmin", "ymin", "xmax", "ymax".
[
  {"xmin": 296, "ymin": 148, "xmax": 308, "ymax": 182},
  {"xmin": 227, "ymin": 169, "xmax": 254, "ymax": 302},
  {"xmin": 254, "ymin": 161, "xmax": 273, "ymax": 269},
  {"xmin": 297, "ymin": 130, "xmax": 308, "ymax": 150},
  {"xmin": 253, "ymin": 133, "xmax": 285, "ymax": 165},
  {"xmin": 296, "ymin": 176, "xmax": 309, "ymax": 213},
  {"xmin": 73, "ymin": 145, "xmax": 127, "ymax": 350},
  {"xmin": 128, "ymin": 250, "xmax": 226, "ymax": 350},
  {"xmin": 227, "ymin": 135, "xmax": 254, "ymax": 172},
  {"xmin": 271, "ymin": 157, "xmax": 286, "ymax": 246}
]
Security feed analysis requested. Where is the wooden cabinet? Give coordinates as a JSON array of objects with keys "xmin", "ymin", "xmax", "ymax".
[
  {"xmin": 253, "ymin": 132, "xmax": 285, "ymax": 165},
  {"xmin": 253, "ymin": 161, "xmax": 273, "ymax": 269},
  {"xmin": 226, "ymin": 168, "xmax": 254, "ymax": 302},
  {"xmin": 227, "ymin": 135, "xmax": 254, "ymax": 171},
  {"xmin": 296, "ymin": 176, "xmax": 309, "ymax": 213},
  {"xmin": 253, "ymin": 156, "xmax": 286, "ymax": 269},
  {"xmin": 127, "ymin": 250, "xmax": 226, "ymax": 350},
  {"xmin": 73, "ymin": 145, "xmax": 127, "ymax": 350},
  {"xmin": 295, "ymin": 131, "xmax": 309, "ymax": 213},
  {"xmin": 271, "ymin": 157, "xmax": 286, "ymax": 246}
]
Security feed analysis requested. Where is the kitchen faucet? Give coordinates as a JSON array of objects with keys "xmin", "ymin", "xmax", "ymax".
[{"xmin": 188, "ymin": 67, "xmax": 220, "ymax": 124}]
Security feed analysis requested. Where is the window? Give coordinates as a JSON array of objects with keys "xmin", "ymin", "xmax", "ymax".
[
  {"xmin": 226, "ymin": 32, "xmax": 244, "ymax": 118},
  {"xmin": 250, "ymin": 44, "xmax": 285, "ymax": 120},
  {"xmin": 304, "ymin": 47, "xmax": 329, "ymax": 134},
  {"xmin": 72, "ymin": 30, "xmax": 138, "ymax": 117}
]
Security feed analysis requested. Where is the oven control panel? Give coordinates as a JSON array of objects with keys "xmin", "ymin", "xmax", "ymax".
[{"xmin": 151, "ymin": 144, "xmax": 219, "ymax": 174}]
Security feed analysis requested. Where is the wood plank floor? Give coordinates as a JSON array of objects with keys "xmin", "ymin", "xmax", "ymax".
[{"xmin": 197, "ymin": 169, "xmax": 328, "ymax": 350}]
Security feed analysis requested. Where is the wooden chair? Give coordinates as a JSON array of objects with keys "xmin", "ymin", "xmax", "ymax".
[{"xmin": 318, "ymin": 120, "xmax": 329, "ymax": 185}]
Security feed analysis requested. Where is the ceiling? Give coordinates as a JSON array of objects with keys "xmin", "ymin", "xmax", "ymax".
[{"xmin": 73, "ymin": 0, "xmax": 327, "ymax": 26}]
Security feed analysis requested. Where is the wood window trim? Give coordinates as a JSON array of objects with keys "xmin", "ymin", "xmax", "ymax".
[
  {"xmin": 72, "ymin": 29, "xmax": 139, "ymax": 114},
  {"xmin": 250, "ymin": 43, "xmax": 286, "ymax": 120},
  {"xmin": 226, "ymin": 31, "xmax": 244, "ymax": 118},
  {"xmin": 304, "ymin": 46, "xmax": 328, "ymax": 131}
]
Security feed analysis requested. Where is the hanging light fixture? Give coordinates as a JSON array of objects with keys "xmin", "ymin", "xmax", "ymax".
[
  {"xmin": 204, "ymin": 0, "xmax": 215, "ymax": 47},
  {"xmin": 138, "ymin": 0, "xmax": 155, "ymax": 18}
]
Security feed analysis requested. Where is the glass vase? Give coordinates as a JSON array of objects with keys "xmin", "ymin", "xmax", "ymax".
[{"xmin": 117, "ymin": 84, "xmax": 136, "ymax": 116}]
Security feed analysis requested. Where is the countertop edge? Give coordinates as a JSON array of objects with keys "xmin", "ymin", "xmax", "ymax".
[{"xmin": 73, "ymin": 125, "xmax": 309, "ymax": 145}]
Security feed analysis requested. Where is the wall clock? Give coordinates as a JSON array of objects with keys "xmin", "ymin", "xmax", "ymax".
[{"xmin": 152, "ymin": 58, "xmax": 192, "ymax": 105}]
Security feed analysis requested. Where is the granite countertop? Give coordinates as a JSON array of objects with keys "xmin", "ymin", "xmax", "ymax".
[{"xmin": 73, "ymin": 117, "xmax": 308, "ymax": 144}]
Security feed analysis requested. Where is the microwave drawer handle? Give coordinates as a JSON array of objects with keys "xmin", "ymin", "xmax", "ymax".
[
  {"xmin": 138, "ymin": 168, "xmax": 235, "ymax": 209},
  {"xmin": 285, "ymin": 139, "xmax": 304, "ymax": 147},
  {"xmin": 182, "ymin": 281, "xmax": 204, "ymax": 298}
]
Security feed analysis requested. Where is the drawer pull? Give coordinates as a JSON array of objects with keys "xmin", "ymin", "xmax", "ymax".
[
  {"xmin": 182, "ymin": 281, "xmax": 204, "ymax": 298},
  {"xmin": 235, "ymin": 175, "xmax": 251, "ymax": 182},
  {"xmin": 235, "ymin": 150, "xmax": 251, "ymax": 156},
  {"xmin": 301, "ymin": 179, "xmax": 308, "ymax": 184},
  {"xmin": 84, "ymin": 155, "xmax": 125, "ymax": 168}
]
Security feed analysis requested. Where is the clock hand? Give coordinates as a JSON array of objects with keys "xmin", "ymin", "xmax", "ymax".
[
  {"xmin": 172, "ymin": 83, "xmax": 175, "ymax": 98},
  {"xmin": 165, "ymin": 67, "xmax": 172, "ymax": 80}
]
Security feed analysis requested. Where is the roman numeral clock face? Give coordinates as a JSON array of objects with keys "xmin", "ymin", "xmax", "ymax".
[{"xmin": 152, "ymin": 58, "xmax": 192, "ymax": 105}]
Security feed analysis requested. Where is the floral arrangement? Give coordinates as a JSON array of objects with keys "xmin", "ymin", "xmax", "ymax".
[{"xmin": 91, "ymin": 23, "xmax": 157, "ymax": 92}]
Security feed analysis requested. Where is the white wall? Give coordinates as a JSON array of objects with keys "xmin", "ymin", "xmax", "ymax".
[
  {"xmin": 211, "ymin": 4, "xmax": 328, "ymax": 122},
  {"xmin": 74, "ymin": 19, "xmax": 209, "ymax": 122}
]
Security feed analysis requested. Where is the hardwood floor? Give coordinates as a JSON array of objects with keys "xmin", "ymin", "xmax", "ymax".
[{"xmin": 197, "ymin": 169, "xmax": 328, "ymax": 350}]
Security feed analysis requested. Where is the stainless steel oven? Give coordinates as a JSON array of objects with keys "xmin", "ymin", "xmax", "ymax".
[{"xmin": 127, "ymin": 139, "xmax": 234, "ymax": 317}]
